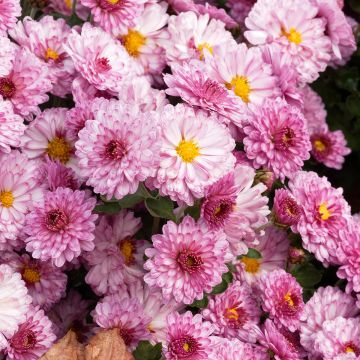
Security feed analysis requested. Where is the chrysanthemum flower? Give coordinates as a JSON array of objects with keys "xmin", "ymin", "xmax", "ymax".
[
  {"xmin": 258, "ymin": 269, "xmax": 304, "ymax": 332},
  {"xmin": 243, "ymin": 98, "xmax": 311, "ymax": 181},
  {"xmin": 0, "ymin": 264, "xmax": 31, "ymax": 348},
  {"xmin": 44, "ymin": 0, "xmax": 89, "ymax": 21},
  {"xmin": 273, "ymin": 188, "xmax": 302, "ymax": 226},
  {"xmin": 153, "ymin": 104, "xmax": 235, "ymax": 206},
  {"xmin": 0, "ymin": 0, "xmax": 21, "ymax": 35},
  {"xmin": 245, "ymin": 0, "xmax": 331, "ymax": 83},
  {"xmin": 164, "ymin": 311, "xmax": 213, "ymax": 360},
  {"xmin": 5, "ymin": 252, "xmax": 67, "ymax": 310},
  {"xmin": 0, "ymin": 47, "xmax": 52, "ymax": 118},
  {"xmin": 227, "ymin": 0, "xmax": 255, "ymax": 24},
  {"xmin": 0, "ymin": 99, "xmax": 25, "ymax": 153},
  {"xmin": 75, "ymin": 100, "xmax": 160, "ymax": 200},
  {"xmin": 300, "ymin": 286, "xmax": 358, "ymax": 357},
  {"xmin": 202, "ymin": 281, "xmax": 261, "ymax": 342},
  {"xmin": 144, "ymin": 216, "xmax": 232, "ymax": 304},
  {"xmin": 25, "ymin": 187, "xmax": 98, "ymax": 267},
  {"xmin": 4, "ymin": 305, "xmax": 56, "ymax": 360},
  {"xmin": 93, "ymin": 293, "xmax": 151, "ymax": 349},
  {"xmin": 162, "ymin": 12, "xmax": 235, "ymax": 65},
  {"xmin": 64, "ymin": 23, "xmax": 139, "ymax": 93},
  {"xmin": 204, "ymin": 43, "xmax": 278, "ymax": 110},
  {"xmin": 85, "ymin": 211, "xmax": 147, "ymax": 295},
  {"xmin": 0, "ymin": 37, "xmax": 16, "ymax": 77},
  {"xmin": 288, "ymin": 171, "xmax": 351, "ymax": 264}
]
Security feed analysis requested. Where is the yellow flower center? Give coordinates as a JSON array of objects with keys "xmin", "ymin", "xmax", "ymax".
[
  {"xmin": 64, "ymin": 0, "xmax": 72, "ymax": 9},
  {"xmin": 107, "ymin": 0, "xmax": 120, "ymax": 4},
  {"xmin": 0, "ymin": 191, "xmax": 14, "ymax": 208},
  {"xmin": 183, "ymin": 342, "xmax": 190, "ymax": 352},
  {"xmin": 226, "ymin": 76, "xmax": 251, "ymax": 103},
  {"xmin": 282, "ymin": 27, "xmax": 302, "ymax": 45},
  {"xmin": 45, "ymin": 48, "xmax": 60, "ymax": 61},
  {"xmin": 22, "ymin": 267, "xmax": 41, "ymax": 284},
  {"xmin": 284, "ymin": 292, "xmax": 295, "ymax": 307},
  {"xmin": 121, "ymin": 29, "xmax": 146, "ymax": 57},
  {"xmin": 241, "ymin": 256, "xmax": 260, "ymax": 274},
  {"xmin": 119, "ymin": 238, "xmax": 136, "ymax": 265},
  {"xmin": 346, "ymin": 346, "xmax": 355, "ymax": 353},
  {"xmin": 46, "ymin": 137, "xmax": 71, "ymax": 164},
  {"xmin": 313, "ymin": 139, "xmax": 326, "ymax": 152},
  {"xmin": 318, "ymin": 202, "xmax": 332, "ymax": 221},
  {"xmin": 197, "ymin": 42, "xmax": 213, "ymax": 60},
  {"xmin": 176, "ymin": 139, "xmax": 200, "ymax": 163},
  {"xmin": 224, "ymin": 308, "xmax": 239, "ymax": 321}
]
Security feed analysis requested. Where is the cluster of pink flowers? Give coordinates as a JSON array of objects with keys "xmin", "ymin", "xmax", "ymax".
[{"xmin": 0, "ymin": 0, "xmax": 358, "ymax": 358}]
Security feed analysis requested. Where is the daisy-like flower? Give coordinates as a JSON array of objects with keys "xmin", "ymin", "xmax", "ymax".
[
  {"xmin": 314, "ymin": 317, "xmax": 360, "ymax": 360},
  {"xmin": 164, "ymin": 60, "xmax": 246, "ymax": 126},
  {"xmin": 273, "ymin": 188, "xmax": 302, "ymax": 226},
  {"xmin": 164, "ymin": 311, "xmax": 213, "ymax": 360},
  {"xmin": 85, "ymin": 211, "xmax": 147, "ymax": 295},
  {"xmin": 21, "ymin": 108, "xmax": 77, "ymax": 169},
  {"xmin": 153, "ymin": 104, "xmax": 235, "ymax": 206},
  {"xmin": 5, "ymin": 252, "xmax": 67, "ymax": 310},
  {"xmin": 288, "ymin": 171, "xmax": 351, "ymax": 264},
  {"xmin": 244, "ymin": 0, "xmax": 331, "ymax": 83},
  {"xmin": 0, "ymin": 47, "xmax": 52, "ymax": 118},
  {"xmin": 0, "ymin": 99, "xmax": 25, "ymax": 153},
  {"xmin": 162, "ymin": 12, "xmax": 236, "ymax": 65},
  {"xmin": 4, "ymin": 306, "xmax": 56, "ymax": 360},
  {"xmin": 144, "ymin": 216, "xmax": 232, "ymax": 304},
  {"xmin": 93, "ymin": 293, "xmax": 151, "ymax": 350},
  {"xmin": 300, "ymin": 286, "xmax": 358, "ymax": 358},
  {"xmin": 258, "ymin": 269, "xmax": 304, "ymax": 332},
  {"xmin": 234, "ymin": 226, "xmax": 289, "ymax": 285},
  {"xmin": 0, "ymin": 37, "xmax": 16, "ymax": 77},
  {"xmin": 0, "ymin": 264, "xmax": 31, "ymax": 348},
  {"xmin": 25, "ymin": 187, "xmax": 98, "ymax": 267},
  {"xmin": 0, "ymin": 0, "xmax": 21, "ymax": 35},
  {"xmin": 202, "ymin": 281, "xmax": 261, "ymax": 343},
  {"xmin": 64, "ymin": 23, "xmax": 139, "ymax": 93},
  {"xmin": 75, "ymin": 100, "xmax": 160, "ymax": 200},
  {"xmin": 243, "ymin": 97, "xmax": 311, "ymax": 181}
]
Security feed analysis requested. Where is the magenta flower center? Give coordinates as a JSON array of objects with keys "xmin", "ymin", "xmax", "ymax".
[
  {"xmin": 223, "ymin": 306, "xmax": 248, "ymax": 329},
  {"xmin": 0, "ymin": 78, "xmax": 16, "ymax": 99},
  {"xmin": 104, "ymin": 139, "xmax": 127, "ymax": 160},
  {"xmin": 203, "ymin": 198, "xmax": 235, "ymax": 228},
  {"xmin": 279, "ymin": 291, "xmax": 300, "ymax": 315},
  {"xmin": 95, "ymin": 57, "xmax": 111, "ymax": 72},
  {"xmin": 45, "ymin": 209, "xmax": 69, "ymax": 231},
  {"xmin": 197, "ymin": 78, "xmax": 228, "ymax": 102},
  {"xmin": 278, "ymin": 196, "xmax": 301, "ymax": 225},
  {"xmin": 177, "ymin": 250, "xmax": 204, "ymax": 274},
  {"xmin": 11, "ymin": 329, "xmax": 37, "ymax": 350},
  {"xmin": 168, "ymin": 335, "xmax": 199, "ymax": 358},
  {"xmin": 343, "ymin": 342, "xmax": 360, "ymax": 355},
  {"xmin": 274, "ymin": 127, "xmax": 296, "ymax": 150},
  {"xmin": 311, "ymin": 133, "xmax": 331, "ymax": 160}
]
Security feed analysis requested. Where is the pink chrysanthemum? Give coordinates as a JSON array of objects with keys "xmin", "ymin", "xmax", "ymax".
[
  {"xmin": 0, "ymin": 99, "xmax": 25, "ymax": 153},
  {"xmin": 258, "ymin": 269, "xmax": 304, "ymax": 332},
  {"xmin": 0, "ymin": 37, "xmax": 16, "ymax": 77},
  {"xmin": 300, "ymin": 286, "xmax": 358, "ymax": 357},
  {"xmin": 245, "ymin": 0, "xmax": 331, "ymax": 83},
  {"xmin": 204, "ymin": 43, "xmax": 278, "ymax": 111},
  {"xmin": 0, "ymin": 0, "xmax": 21, "ymax": 35},
  {"xmin": 0, "ymin": 47, "xmax": 52, "ymax": 118},
  {"xmin": 25, "ymin": 187, "xmax": 98, "ymax": 267},
  {"xmin": 164, "ymin": 60, "xmax": 246, "ymax": 126},
  {"xmin": 85, "ymin": 211, "xmax": 147, "ymax": 295},
  {"xmin": 64, "ymin": 23, "xmax": 139, "ymax": 93},
  {"xmin": 234, "ymin": 226, "xmax": 289, "ymax": 285},
  {"xmin": 202, "ymin": 281, "xmax": 261, "ymax": 342},
  {"xmin": 273, "ymin": 188, "xmax": 302, "ymax": 226},
  {"xmin": 44, "ymin": 0, "xmax": 89, "ymax": 21},
  {"xmin": 75, "ymin": 100, "xmax": 160, "ymax": 200},
  {"xmin": 227, "ymin": 0, "xmax": 255, "ymax": 24},
  {"xmin": 243, "ymin": 97, "xmax": 311, "ymax": 181},
  {"xmin": 144, "ymin": 216, "xmax": 232, "ymax": 304},
  {"xmin": 153, "ymin": 104, "xmax": 235, "ymax": 206},
  {"xmin": 311, "ymin": 129, "xmax": 351, "ymax": 170},
  {"xmin": 93, "ymin": 293, "xmax": 151, "ymax": 349},
  {"xmin": 5, "ymin": 252, "xmax": 67, "ymax": 310},
  {"xmin": 161, "ymin": 12, "xmax": 235, "ymax": 65},
  {"xmin": 5, "ymin": 306, "xmax": 56, "ymax": 360},
  {"xmin": 10, "ymin": 16, "xmax": 75, "ymax": 98},
  {"xmin": 164, "ymin": 311, "xmax": 213, "ymax": 360},
  {"xmin": 0, "ymin": 264, "xmax": 31, "ymax": 348},
  {"xmin": 288, "ymin": 171, "xmax": 351, "ymax": 264},
  {"xmin": 314, "ymin": 317, "xmax": 360, "ymax": 360}
]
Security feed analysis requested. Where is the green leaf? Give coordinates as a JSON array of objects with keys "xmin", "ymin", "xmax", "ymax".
[
  {"xmin": 245, "ymin": 248, "xmax": 262, "ymax": 259},
  {"xmin": 145, "ymin": 197, "xmax": 176, "ymax": 221},
  {"xmin": 335, "ymin": 67, "xmax": 359, "ymax": 92},
  {"xmin": 133, "ymin": 341, "xmax": 162, "ymax": 360},
  {"xmin": 226, "ymin": 262, "xmax": 237, "ymax": 273},
  {"xmin": 290, "ymin": 263, "xmax": 324, "ymax": 288},
  {"xmin": 189, "ymin": 295, "xmax": 209, "ymax": 309},
  {"xmin": 346, "ymin": 93, "xmax": 360, "ymax": 117},
  {"xmin": 93, "ymin": 202, "xmax": 121, "ymax": 215},
  {"xmin": 184, "ymin": 202, "xmax": 201, "ymax": 220},
  {"xmin": 210, "ymin": 271, "xmax": 233, "ymax": 295}
]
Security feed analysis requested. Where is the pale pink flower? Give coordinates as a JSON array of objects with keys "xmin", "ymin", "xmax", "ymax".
[
  {"xmin": 244, "ymin": 0, "xmax": 332, "ymax": 83},
  {"xmin": 243, "ymin": 97, "xmax": 311, "ymax": 181},
  {"xmin": 0, "ymin": 37, "xmax": 16, "ymax": 77},
  {"xmin": 153, "ymin": 104, "xmax": 235, "ymax": 206},
  {"xmin": 0, "ymin": 0, "xmax": 21, "ymax": 35},
  {"xmin": 25, "ymin": 187, "xmax": 98, "ymax": 267},
  {"xmin": 144, "ymin": 216, "xmax": 232, "ymax": 304},
  {"xmin": 273, "ymin": 188, "xmax": 302, "ymax": 226}
]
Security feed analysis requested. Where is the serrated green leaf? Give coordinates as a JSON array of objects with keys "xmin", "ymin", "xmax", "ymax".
[
  {"xmin": 145, "ymin": 197, "xmax": 176, "ymax": 221},
  {"xmin": 93, "ymin": 202, "xmax": 121, "ymax": 214},
  {"xmin": 189, "ymin": 295, "xmax": 209, "ymax": 309},
  {"xmin": 290, "ymin": 263, "xmax": 324, "ymax": 288},
  {"xmin": 133, "ymin": 341, "xmax": 162, "ymax": 360}
]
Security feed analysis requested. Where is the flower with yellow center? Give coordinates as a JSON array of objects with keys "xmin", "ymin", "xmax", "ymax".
[
  {"xmin": 45, "ymin": 48, "xmax": 60, "ymax": 62},
  {"xmin": 345, "ymin": 346, "xmax": 355, "ymax": 353},
  {"xmin": 121, "ymin": 29, "xmax": 146, "ymax": 58},
  {"xmin": 318, "ymin": 202, "xmax": 332, "ymax": 221},
  {"xmin": 46, "ymin": 136, "xmax": 71, "ymax": 164},
  {"xmin": 226, "ymin": 76, "xmax": 251, "ymax": 103},
  {"xmin": 313, "ymin": 139, "xmax": 326, "ymax": 152},
  {"xmin": 281, "ymin": 27, "xmax": 302, "ymax": 45},
  {"xmin": 107, "ymin": 0, "xmax": 121, "ymax": 4},
  {"xmin": 197, "ymin": 42, "xmax": 213, "ymax": 60},
  {"xmin": 22, "ymin": 266, "xmax": 41, "ymax": 284},
  {"xmin": 176, "ymin": 139, "xmax": 200, "ymax": 163},
  {"xmin": 183, "ymin": 342, "xmax": 190, "ymax": 352},
  {"xmin": 0, "ymin": 190, "xmax": 14, "ymax": 208},
  {"xmin": 119, "ymin": 238, "xmax": 135, "ymax": 265},
  {"xmin": 284, "ymin": 292, "xmax": 295, "ymax": 307},
  {"xmin": 224, "ymin": 307, "xmax": 239, "ymax": 321},
  {"xmin": 64, "ymin": 0, "xmax": 72, "ymax": 9},
  {"xmin": 241, "ymin": 256, "xmax": 260, "ymax": 274}
]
